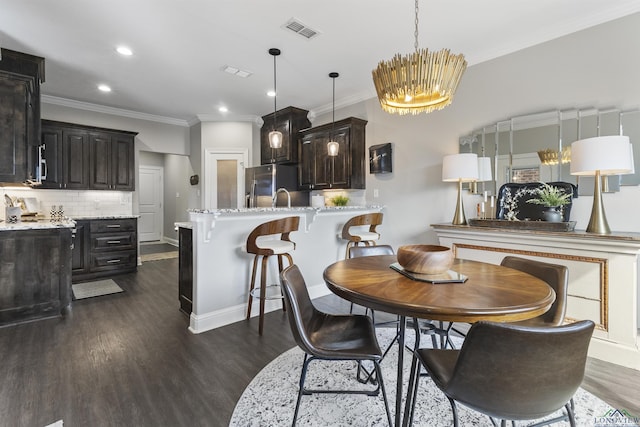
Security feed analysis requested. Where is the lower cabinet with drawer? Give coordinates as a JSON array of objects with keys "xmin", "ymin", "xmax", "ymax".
[{"xmin": 72, "ymin": 218, "xmax": 138, "ymax": 282}]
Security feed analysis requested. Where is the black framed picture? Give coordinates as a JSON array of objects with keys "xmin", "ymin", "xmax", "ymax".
[{"xmin": 369, "ymin": 143, "xmax": 392, "ymax": 174}]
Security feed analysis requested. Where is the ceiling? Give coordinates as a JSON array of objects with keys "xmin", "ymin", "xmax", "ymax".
[{"xmin": 2, "ymin": 0, "xmax": 639, "ymax": 125}]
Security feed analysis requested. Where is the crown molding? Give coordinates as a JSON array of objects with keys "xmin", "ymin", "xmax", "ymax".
[
  {"xmin": 309, "ymin": 89, "xmax": 376, "ymax": 118},
  {"xmin": 41, "ymin": 95, "xmax": 190, "ymax": 127},
  {"xmin": 194, "ymin": 114, "xmax": 262, "ymax": 126}
]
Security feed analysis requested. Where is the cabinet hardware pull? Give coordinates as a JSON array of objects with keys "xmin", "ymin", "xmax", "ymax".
[
  {"xmin": 106, "ymin": 225, "xmax": 121, "ymax": 228},
  {"xmin": 107, "ymin": 240, "xmax": 121, "ymax": 244},
  {"xmin": 107, "ymin": 259, "xmax": 121, "ymax": 264}
]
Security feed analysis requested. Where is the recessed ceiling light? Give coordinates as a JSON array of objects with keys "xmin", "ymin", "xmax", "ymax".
[
  {"xmin": 116, "ymin": 46, "xmax": 133, "ymax": 56},
  {"xmin": 218, "ymin": 106, "xmax": 228, "ymax": 113},
  {"xmin": 267, "ymin": 90, "xmax": 276, "ymax": 97},
  {"xmin": 98, "ymin": 84, "xmax": 112, "ymax": 92}
]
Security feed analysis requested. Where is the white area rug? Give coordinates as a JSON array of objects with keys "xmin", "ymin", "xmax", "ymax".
[
  {"xmin": 230, "ymin": 328, "xmax": 612, "ymax": 426},
  {"xmin": 72, "ymin": 279, "xmax": 124, "ymax": 300}
]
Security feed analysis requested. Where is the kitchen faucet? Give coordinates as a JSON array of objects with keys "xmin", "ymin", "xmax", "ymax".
[{"xmin": 273, "ymin": 188, "xmax": 291, "ymax": 208}]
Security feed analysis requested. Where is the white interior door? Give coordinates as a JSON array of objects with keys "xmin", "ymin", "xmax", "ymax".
[
  {"xmin": 205, "ymin": 149, "xmax": 247, "ymax": 210},
  {"xmin": 138, "ymin": 166, "xmax": 164, "ymax": 242}
]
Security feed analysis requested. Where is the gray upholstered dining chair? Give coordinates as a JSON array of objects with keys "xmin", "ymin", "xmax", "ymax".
[
  {"xmin": 280, "ymin": 264, "xmax": 393, "ymax": 427},
  {"xmin": 409, "ymin": 320, "xmax": 595, "ymax": 427},
  {"xmin": 446, "ymin": 256, "xmax": 570, "ymax": 342},
  {"xmin": 500, "ymin": 256, "xmax": 569, "ymax": 326}
]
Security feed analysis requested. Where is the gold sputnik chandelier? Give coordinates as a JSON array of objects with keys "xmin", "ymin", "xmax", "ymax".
[
  {"xmin": 537, "ymin": 146, "xmax": 571, "ymax": 165},
  {"xmin": 372, "ymin": 0, "xmax": 467, "ymax": 115}
]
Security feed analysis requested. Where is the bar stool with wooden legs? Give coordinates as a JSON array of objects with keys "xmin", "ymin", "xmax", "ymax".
[
  {"xmin": 246, "ymin": 216, "xmax": 299, "ymax": 335},
  {"xmin": 340, "ymin": 212, "xmax": 383, "ymax": 259}
]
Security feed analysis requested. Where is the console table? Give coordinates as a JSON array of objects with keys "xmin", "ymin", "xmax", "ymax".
[{"xmin": 432, "ymin": 223, "xmax": 640, "ymax": 371}]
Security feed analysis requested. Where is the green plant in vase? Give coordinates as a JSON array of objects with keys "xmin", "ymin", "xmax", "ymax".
[
  {"xmin": 526, "ymin": 182, "xmax": 571, "ymax": 222},
  {"xmin": 331, "ymin": 195, "xmax": 349, "ymax": 207}
]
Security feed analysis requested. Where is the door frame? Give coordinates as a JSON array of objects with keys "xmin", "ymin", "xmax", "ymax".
[{"xmin": 204, "ymin": 148, "xmax": 248, "ymax": 210}]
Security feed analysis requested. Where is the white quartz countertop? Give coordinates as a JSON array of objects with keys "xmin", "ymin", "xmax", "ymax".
[
  {"xmin": 71, "ymin": 215, "xmax": 140, "ymax": 220},
  {"xmin": 0, "ymin": 219, "xmax": 76, "ymax": 231},
  {"xmin": 188, "ymin": 206, "xmax": 382, "ymax": 215}
]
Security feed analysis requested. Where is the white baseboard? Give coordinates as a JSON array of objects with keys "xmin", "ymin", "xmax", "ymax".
[
  {"xmin": 188, "ymin": 282, "xmax": 332, "ymax": 334},
  {"xmin": 163, "ymin": 236, "xmax": 178, "ymax": 246}
]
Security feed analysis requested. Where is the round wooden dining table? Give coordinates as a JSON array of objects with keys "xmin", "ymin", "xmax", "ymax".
[{"xmin": 323, "ymin": 255, "xmax": 556, "ymax": 426}]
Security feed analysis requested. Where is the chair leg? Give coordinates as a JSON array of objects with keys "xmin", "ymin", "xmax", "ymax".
[
  {"xmin": 246, "ymin": 255, "xmax": 260, "ymax": 320},
  {"xmin": 374, "ymin": 361, "xmax": 393, "ymax": 427},
  {"xmin": 277, "ymin": 255, "xmax": 286, "ymax": 312},
  {"xmin": 566, "ymin": 401, "xmax": 576, "ymax": 427},
  {"xmin": 448, "ymin": 397, "xmax": 460, "ymax": 427},
  {"xmin": 258, "ymin": 255, "xmax": 269, "ymax": 335},
  {"xmin": 292, "ymin": 354, "xmax": 310, "ymax": 427}
]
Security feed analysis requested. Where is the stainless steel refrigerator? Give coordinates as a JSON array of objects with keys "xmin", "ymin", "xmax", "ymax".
[{"xmin": 245, "ymin": 164, "xmax": 301, "ymax": 208}]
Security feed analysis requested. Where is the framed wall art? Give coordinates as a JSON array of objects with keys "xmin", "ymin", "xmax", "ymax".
[{"xmin": 369, "ymin": 143, "xmax": 392, "ymax": 174}]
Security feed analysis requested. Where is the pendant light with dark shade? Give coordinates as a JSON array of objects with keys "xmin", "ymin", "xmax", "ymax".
[
  {"xmin": 268, "ymin": 48, "xmax": 283, "ymax": 150},
  {"xmin": 327, "ymin": 72, "xmax": 339, "ymax": 156}
]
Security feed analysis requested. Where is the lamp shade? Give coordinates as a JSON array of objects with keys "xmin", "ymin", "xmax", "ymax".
[
  {"xmin": 570, "ymin": 136, "xmax": 634, "ymax": 176},
  {"xmin": 477, "ymin": 156, "xmax": 493, "ymax": 182},
  {"xmin": 442, "ymin": 153, "xmax": 478, "ymax": 182}
]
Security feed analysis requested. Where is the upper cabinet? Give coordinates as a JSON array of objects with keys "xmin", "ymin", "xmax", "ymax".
[
  {"xmin": 298, "ymin": 117, "xmax": 367, "ymax": 190},
  {"xmin": 41, "ymin": 120, "xmax": 137, "ymax": 191},
  {"xmin": 0, "ymin": 49, "xmax": 45, "ymax": 184},
  {"xmin": 260, "ymin": 106, "xmax": 311, "ymax": 165}
]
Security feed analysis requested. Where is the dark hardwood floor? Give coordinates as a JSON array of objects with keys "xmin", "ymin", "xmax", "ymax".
[{"xmin": 1, "ymin": 258, "xmax": 638, "ymax": 426}]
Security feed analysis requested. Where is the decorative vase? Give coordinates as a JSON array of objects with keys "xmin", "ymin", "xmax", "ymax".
[{"xmin": 542, "ymin": 206, "xmax": 563, "ymax": 222}]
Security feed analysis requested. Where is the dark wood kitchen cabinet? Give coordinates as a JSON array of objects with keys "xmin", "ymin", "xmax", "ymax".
[
  {"xmin": 0, "ymin": 227, "xmax": 72, "ymax": 327},
  {"xmin": 72, "ymin": 218, "xmax": 138, "ymax": 282},
  {"xmin": 0, "ymin": 49, "xmax": 45, "ymax": 184},
  {"xmin": 71, "ymin": 220, "xmax": 89, "ymax": 276},
  {"xmin": 40, "ymin": 120, "xmax": 137, "ymax": 191},
  {"xmin": 178, "ymin": 226, "xmax": 193, "ymax": 315},
  {"xmin": 298, "ymin": 117, "xmax": 367, "ymax": 190},
  {"xmin": 260, "ymin": 106, "xmax": 311, "ymax": 165}
]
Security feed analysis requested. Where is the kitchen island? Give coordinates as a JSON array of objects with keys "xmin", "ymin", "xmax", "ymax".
[
  {"xmin": 181, "ymin": 206, "xmax": 384, "ymax": 333},
  {"xmin": 0, "ymin": 219, "xmax": 75, "ymax": 327}
]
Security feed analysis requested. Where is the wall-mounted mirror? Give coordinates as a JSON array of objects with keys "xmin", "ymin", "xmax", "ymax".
[{"xmin": 459, "ymin": 107, "xmax": 639, "ymax": 196}]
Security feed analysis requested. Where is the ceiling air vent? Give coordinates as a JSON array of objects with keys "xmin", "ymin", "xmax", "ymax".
[{"xmin": 284, "ymin": 18, "xmax": 320, "ymax": 40}]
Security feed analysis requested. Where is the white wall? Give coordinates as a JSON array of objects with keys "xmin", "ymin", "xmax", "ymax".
[{"xmin": 309, "ymin": 13, "xmax": 640, "ymax": 250}]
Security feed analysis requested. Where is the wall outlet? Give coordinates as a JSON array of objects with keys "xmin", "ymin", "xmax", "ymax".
[{"xmin": 373, "ymin": 189, "xmax": 379, "ymax": 198}]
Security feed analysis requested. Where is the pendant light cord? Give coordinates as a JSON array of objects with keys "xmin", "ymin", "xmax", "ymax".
[
  {"xmin": 414, "ymin": 0, "xmax": 419, "ymax": 52},
  {"xmin": 332, "ymin": 76, "xmax": 335, "ymax": 136},
  {"xmin": 273, "ymin": 52, "xmax": 277, "ymax": 130}
]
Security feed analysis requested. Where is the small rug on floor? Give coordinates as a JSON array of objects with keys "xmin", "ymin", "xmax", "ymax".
[
  {"xmin": 72, "ymin": 279, "xmax": 124, "ymax": 300},
  {"xmin": 141, "ymin": 252, "xmax": 178, "ymax": 262},
  {"xmin": 230, "ymin": 328, "xmax": 613, "ymax": 426}
]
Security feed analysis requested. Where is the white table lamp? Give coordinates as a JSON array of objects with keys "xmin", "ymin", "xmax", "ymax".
[
  {"xmin": 477, "ymin": 157, "xmax": 493, "ymax": 182},
  {"xmin": 570, "ymin": 135, "xmax": 634, "ymax": 234},
  {"xmin": 443, "ymin": 153, "xmax": 479, "ymax": 225}
]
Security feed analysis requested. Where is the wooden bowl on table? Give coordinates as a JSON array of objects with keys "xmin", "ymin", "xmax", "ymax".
[{"xmin": 397, "ymin": 245, "xmax": 454, "ymax": 274}]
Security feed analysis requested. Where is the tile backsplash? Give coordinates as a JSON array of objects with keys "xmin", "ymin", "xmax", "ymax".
[{"xmin": 1, "ymin": 188, "xmax": 133, "ymax": 220}]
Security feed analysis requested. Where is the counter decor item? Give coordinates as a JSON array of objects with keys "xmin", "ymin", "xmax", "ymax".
[
  {"xmin": 310, "ymin": 194, "xmax": 325, "ymax": 208},
  {"xmin": 5, "ymin": 206, "xmax": 21, "ymax": 223},
  {"xmin": 570, "ymin": 135, "xmax": 635, "ymax": 234},
  {"xmin": 525, "ymin": 182, "xmax": 572, "ymax": 222},
  {"xmin": 467, "ymin": 218, "xmax": 577, "ymax": 232},
  {"xmin": 331, "ymin": 195, "xmax": 349, "ymax": 206},
  {"xmin": 396, "ymin": 244, "xmax": 454, "ymax": 275},
  {"xmin": 49, "ymin": 205, "xmax": 64, "ymax": 222},
  {"xmin": 496, "ymin": 182, "xmax": 576, "ymax": 222},
  {"xmin": 442, "ymin": 153, "xmax": 479, "ymax": 225}
]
